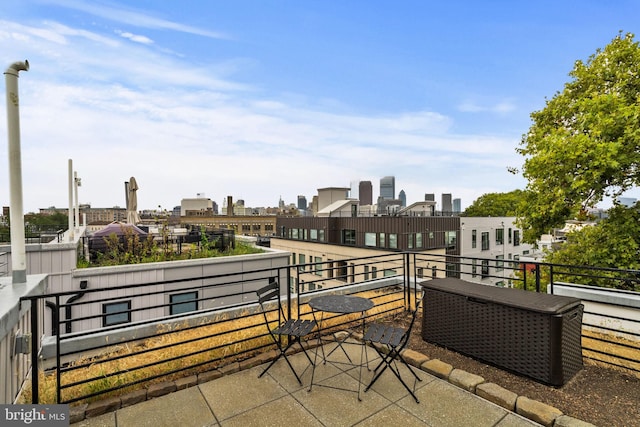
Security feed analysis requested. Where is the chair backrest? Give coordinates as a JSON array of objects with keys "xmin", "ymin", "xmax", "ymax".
[
  {"xmin": 256, "ymin": 277, "xmax": 286, "ymax": 328},
  {"xmin": 256, "ymin": 277, "xmax": 280, "ymax": 306}
]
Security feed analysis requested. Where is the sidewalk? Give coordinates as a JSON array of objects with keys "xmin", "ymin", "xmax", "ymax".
[{"xmin": 72, "ymin": 339, "xmax": 542, "ymax": 426}]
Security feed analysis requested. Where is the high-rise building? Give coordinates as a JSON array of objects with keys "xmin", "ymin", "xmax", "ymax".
[
  {"xmin": 442, "ymin": 193, "xmax": 452, "ymax": 213},
  {"xmin": 425, "ymin": 193, "xmax": 435, "ymax": 202},
  {"xmin": 398, "ymin": 190, "xmax": 406, "ymax": 207},
  {"xmin": 350, "ymin": 180, "xmax": 359, "ymax": 199},
  {"xmin": 297, "ymin": 195, "xmax": 307, "ymax": 210},
  {"xmin": 358, "ymin": 181, "xmax": 373, "ymax": 205},
  {"xmin": 453, "ymin": 198, "xmax": 461, "ymax": 213},
  {"xmin": 380, "ymin": 176, "xmax": 395, "ymax": 200}
]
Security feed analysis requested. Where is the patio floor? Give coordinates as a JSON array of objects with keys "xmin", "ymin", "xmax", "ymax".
[{"xmin": 72, "ymin": 338, "xmax": 542, "ymax": 426}]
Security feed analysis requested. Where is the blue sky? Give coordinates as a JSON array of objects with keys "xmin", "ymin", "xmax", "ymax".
[{"xmin": 1, "ymin": 0, "xmax": 640, "ymax": 213}]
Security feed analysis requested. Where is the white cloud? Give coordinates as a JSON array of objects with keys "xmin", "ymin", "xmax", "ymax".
[
  {"xmin": 458, "ymin": 98, "xmax": 517, "ymax": 114},
  {"xmin": 41, "ymin": 0, "xmax": 229, "ymax": 39},
  {"xmin": 116, "ymin": 30, "xmax": 153, "ymax": 45},
  {"xmin": 0, "ymin": 16, "xmax": 524, "ymax": 213}
]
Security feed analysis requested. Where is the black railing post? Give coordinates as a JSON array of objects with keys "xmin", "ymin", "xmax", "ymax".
[
  {"xmin": 56, "ymin": 295, "xmax": 62, "ymax": 403},
  {"xmin": 404, "ymin": 252, "xmax": 410, "ymax": 310},
  {"xmin": 29, "ymin": 297, "xmax": 39, "ymax": 403},
  {"xmin": 549, "ymin": 264, "xmax": 554, "ymax": 294},
  {"xmin": 535, "ymin": 264, "xmax": 541, "ymax": 293}
]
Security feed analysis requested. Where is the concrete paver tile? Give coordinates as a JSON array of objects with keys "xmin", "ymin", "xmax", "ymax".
[
  {"xmin": 115, "ymin": 386, "xmax": 215, "ymax": 427},
  {"xmin": 72, "ymin": 412, "xmax": 116, "ymax": 427},
  {"xmin": 199, "ymin": 366, "xmax": 287, "ymax": 422},
  {"xmin": 402, "ymin": 379, "xmax": 512, "ymax": 427},
  {"xmin": 354, "ymin": 405, "xmax": 433, "ymax": 427},
  {"xmin": 293, "ymin": 371, "xmax": 391, "ymax": 427},
  {"xmin": 221, "ymin": 395, "xmax": 322, "ymax": 427}
]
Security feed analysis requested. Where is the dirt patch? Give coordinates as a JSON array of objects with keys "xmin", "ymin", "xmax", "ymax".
[{"xmin": 392, "ymin": 311, "xmax": 640, "ymax": 427}]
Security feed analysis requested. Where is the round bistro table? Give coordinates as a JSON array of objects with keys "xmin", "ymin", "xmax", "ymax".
[{"xmin": 308, "ymin": 294, "xmax": 374, "ymax": 400}]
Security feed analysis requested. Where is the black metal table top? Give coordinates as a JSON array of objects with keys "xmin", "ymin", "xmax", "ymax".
[{"xmin": 309, "ymin": 295, "xmax": 374, "ymax": 314}]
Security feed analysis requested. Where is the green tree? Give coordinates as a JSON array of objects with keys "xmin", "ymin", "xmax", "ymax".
[
  {"xmin": 462, "ymin": 190, "xmax": 525, "ymax": 217},
  {"xmin": 544, "ymin": 203, "xmax": 640, "ymax": 289},
  {"xmin": 516, "ymin": 32, "xmax": 640, "ymax": 243}
]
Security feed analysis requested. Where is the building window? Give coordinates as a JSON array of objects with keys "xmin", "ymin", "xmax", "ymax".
[
  {"xmin": 445, "ymin": 231, "xmax": 457, "ymax": 247},
  {"xmin": 170, "ymin": 291, "xmax": 198, "ymax": 315},
  {"xmin": 291, "ymin": 253, "xmax": 296, "ymax": 265},
  {"xmin": 481, "ymin": 232, "xmax": 490, "ymax": 250},
  {"xmin": 417, "ymin": 267, "xmax": 424, "ymax": 278},
  {"xmin": 372, "ymin": 266, "xmax": 378, "ymax": 279},
  {"xmin": 342, "ymin": 229, "xmax": 356, "ymax": 245},
  {"xmin": 481, "ymin": 260, "xmax": 489, "ymax": 278},
  {"xmin": 471, "ymin": 259, "xmax": 477, "ymax": 277},
  {"xmin": 314, "ymin": 256, "xmax": 323, "ymax": 276},
  {"xmin": 103, "ymin": 301, "xmax": 131, "ymax": 327},
  {"xmin": 291, "ymin": 229, "xmax": 298, "ymax": 239},
  {"xmin": 310, "ymin": 229, "xmax": 318, "ymax": 240},
  {"xmin": 416, "ymin": 233, "xmax": 423, "ymax": 248},
  {"xmin": 298, "ymin": 254, "xmax": 306, "ymax": 271},
  {"xmin": 495, "ymin": 255, "xmax": 504, "ymax": 271},
  {"xmin": 384, "ymin": 269, "xmax": 397, "ymax": 277},
  {"xmin": 389, "ymin": 234, "xmax": 398, "ymax": 249},
  {"xmin": 408, "ymin": 233, "xmax": 414, "ymax": 249},
  {"xmin": 496, "ymin": 228, "xmax": 504, "ymax": 245},
  {"xmin": 318, "ymin": 229, "xmax": 325, "ymax": 242},
  {"xmin": 508, "ymin": 228, "xmax": 512, "ymax": 244},
  {"xmin": 364, "ymin": 265, "xmax": 370, "ymax": 280},
  {"xmin": 514, "ymin": 230, "xmax": 521, "ymax": 246},
  {"xmin": 379, "ymin": 233, "xmax": 385, "ymax": 247},
  {"xmin": 365, "ymin": 232, "xmax": 377, "ymax": 247},
  {"xmin": 471, "ymin": 230, "xmax": 477, "ymax": 248}
]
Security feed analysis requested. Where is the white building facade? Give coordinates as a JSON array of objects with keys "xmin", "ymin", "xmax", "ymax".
[{"xmin": 459, "ymin": 217, "xmax": 535, "ymax": 287}]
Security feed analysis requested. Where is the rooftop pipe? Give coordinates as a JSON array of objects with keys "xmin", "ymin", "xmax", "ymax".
[{"xmin": 4, "ymin": 60, "xmax": 29, "ymax": 284}]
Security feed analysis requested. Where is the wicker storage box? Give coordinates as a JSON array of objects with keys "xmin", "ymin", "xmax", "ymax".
[{"xmin": 421, "ymin": 278, "xmax": 583, "ymax": 386}]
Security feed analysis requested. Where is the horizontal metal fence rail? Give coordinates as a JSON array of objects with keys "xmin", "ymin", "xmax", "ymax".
[
  {"xmin": 21, "ymin": 253, "xmax": 411, "ymax": 404},
  {"xmin": 19, "ymin": 251, "xmax": 640, "ymax": 404},
  {"xmin": 415, "ymin": 252, "xmax": 640, "ymax": 376}
]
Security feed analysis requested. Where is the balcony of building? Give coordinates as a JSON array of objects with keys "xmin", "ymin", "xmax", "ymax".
[{"xmin": 1, "ymin": 252, "xmax": 638, "ymax": 426}]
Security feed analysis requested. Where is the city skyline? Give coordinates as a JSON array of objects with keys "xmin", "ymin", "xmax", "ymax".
[{"xmin": 2, "ymin": 1, "xmax": 640, "ymax": 213}]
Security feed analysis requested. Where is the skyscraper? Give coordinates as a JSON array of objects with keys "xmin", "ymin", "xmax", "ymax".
[
  {"xmin": 297, "ymin": 195, "xmax": 307, "ymax": 210},
  {"xmin": 380, "ymin": 176, "xmax": 395, "ymax": 200},
  {"xmin": 453, "ymin": 198, "xmax": 461, "ymax": 213},
  {"xmin": 358, "ymin": 181, "xmax": 373, "ymax": 205},
  {"xmin": 442, "ymin": 193, "xmax": 452, "ymax": 213},
  {"xmin": 398, "ymin": 190, "xmax": 406, "ymax": 207},
  {"xmin": 424, "ymin": 193, "xmax": 435, "ymax": 202}
]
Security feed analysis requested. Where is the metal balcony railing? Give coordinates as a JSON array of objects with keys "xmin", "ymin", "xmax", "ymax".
[{"xmin": 17, "ymin": 252, "xmax": 640, "ymax": 405}]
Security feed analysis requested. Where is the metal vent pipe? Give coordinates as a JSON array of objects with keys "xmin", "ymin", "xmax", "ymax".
[{"xmin": 4, "ymin": 60, "xmax": 29, "ymax": 284}]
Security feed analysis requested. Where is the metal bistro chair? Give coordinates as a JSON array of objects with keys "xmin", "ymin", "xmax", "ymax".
[
  {"xmin": 363, "ymin": 289, "xmax": 426, "ymax": 403},
  {"xmin": 256, "ymin": 277, "xmax": 317, "ymax": 385}
]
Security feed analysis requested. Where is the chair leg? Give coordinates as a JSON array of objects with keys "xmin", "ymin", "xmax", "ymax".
[
  {"xmin": 364, "ymin": 346, "xmax": 421, "ymax": 403},
  {"xmin": 259, "ymin": 340, "xmax": 307, "ymax": 385}
]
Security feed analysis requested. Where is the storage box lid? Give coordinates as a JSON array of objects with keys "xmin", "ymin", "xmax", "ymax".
[{"xmin": 421, "ymin": 278, "xmax": 582, "ymax": 314}]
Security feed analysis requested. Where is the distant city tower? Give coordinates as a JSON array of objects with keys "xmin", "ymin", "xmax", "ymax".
[
  {"xmin": 398, "ymin": 190, "xmax": 406, "ymax": 207},
  {"xmin": 380, "ymin": 176, "xmax": 395, "ymax": 200},
  {"xmin": 442, "ymin": 193, "xmax": 452, "ymax": 214},
  {"xmin": 359, "ymin": 181, "xmax": 373, "ymax": 205},
  {"xmin": 297, "ymin": 195, "xmax": 307, "ymax": 210}
]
